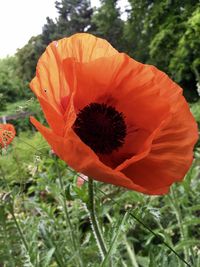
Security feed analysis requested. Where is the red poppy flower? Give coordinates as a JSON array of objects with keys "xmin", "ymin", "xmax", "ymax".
[
  {"xmin": 0, "ymin": 123, "xmax": 16, "ymax": 148},
  {"xmin": 30, "ymin": 33, "xmax": 198, "ymax": 195}
]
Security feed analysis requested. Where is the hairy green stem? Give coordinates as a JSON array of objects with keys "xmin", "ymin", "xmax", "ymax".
[{"xmin": 87, "ymin": 178, "xmax": 107, "ymax": 260}]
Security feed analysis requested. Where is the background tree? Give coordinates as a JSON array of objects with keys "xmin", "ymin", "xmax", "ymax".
[
  {"xmin": 0, "ymin": 56, "xmax": 23, "ymax": 108},
  {"xmin": 42, "ymin": 17, "xmax": 58, "ymax": 45},
  {"xmin": 125, "ymin": 0, "xmax": 200, "ymax": 101},
  {"xmin": 91, "ymin": 0, "xmax": 125, "ymax": 51},
  {"xmin": 123, "ymin": 0, "xmax": 152, "ymax": 61},
  {"xmin": 169, "ymin": 5, "xmax": 200, "ymax": 101},
  {"xmin": 54, "ymin": 0, "xmax": 94, "ymax": 37},
  {"xmin": 16, "ymin": 35, "xmax": 44, "ymax": 85}
]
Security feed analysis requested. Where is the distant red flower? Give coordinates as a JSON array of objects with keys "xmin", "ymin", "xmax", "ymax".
[
  {"xmin": 30, "ymin": 33, "xmax": 198, "ymax": 195},
  {"xmin": 0, "ymin": 124, "xmax": 16, "ymax": 148}
]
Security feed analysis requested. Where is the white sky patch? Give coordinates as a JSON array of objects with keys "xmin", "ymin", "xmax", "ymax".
[
  {"xmin": 118, "ymin": 0, "xmax": 130, "ymax": 20},
  {"xmin": 0, "ymin": 0, "xmax": 128, "ymax": 58},
  {"xmin": 91, "ymin": 0, "xmax": 101, "ymax": 8},
  {"xmin": 0, "ymin": 0, "xmax": 57, "ymax": 58}
]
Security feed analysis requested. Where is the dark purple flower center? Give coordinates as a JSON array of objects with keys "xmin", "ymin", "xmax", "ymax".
[{"xmin": 73, "ymin": 103, "xmax": 127, "ymax": 154}]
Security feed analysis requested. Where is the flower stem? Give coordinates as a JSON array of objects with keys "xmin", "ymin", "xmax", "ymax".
[{"xmin": 87, "ymin": 178, "xmax": 107, "ymax": 260}]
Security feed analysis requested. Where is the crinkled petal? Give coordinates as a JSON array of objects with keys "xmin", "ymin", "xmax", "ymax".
[
  {"xmin": 30, "ymin": 33, "xmax": 118, "ymax": 113},
  {"xmin": 36, "ymin": 97, "xmax": 65, "ymax": 136},
  {"xmin": 62, "ymin": 54, "xmax": 125, "ymax": 111},
  {"xmin": 121, "ymin": 67, "xmax": 198, "ymax": 191},
  {"xmin": 30, "ymin": 116, "xmax": 168, "ymax": 195},
  {"xmin": 54, "ymin": 33, "xmax": 118, "ymax": 63},
  {"xmin": 62, "ymin": 54, "xmax": 170, "ymax": 170}
]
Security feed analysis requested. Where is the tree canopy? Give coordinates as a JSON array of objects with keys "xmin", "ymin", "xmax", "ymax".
[{"xmin": 0, "ymin": 57, "xmax": 24, "ymax": 109}]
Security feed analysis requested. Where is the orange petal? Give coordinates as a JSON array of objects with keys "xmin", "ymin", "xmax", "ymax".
[
  {"xmin": 82, "ymin": 56, "xmax": 170, "ymax": 169},
  {"xmin": 36, "ymin": 97, "xmax": 65, "ymax": 136},
  {"xmin": 62, "ymin": 53, "xmax": 126, "ymax": 111},
  {"xmin": 62, "ymin": 54, "xmax": 170, "ymax": 170},
  {"xmin": 30, "ymin": 34, "xmax": 118, "ymax": 114},
  {"xmin": 113, "ymin": 58, "xmax": 170, "ymax": 132},
  {"xmin": 121, "ymin": 150, "xmax": 194, "ymax": 190},
  {"xmin": 31, "ymin": 116, "xmax": 167, "ymax": 195},
  {"xmin": 120, "ymin": 69, "xmax": 198, "ymax": 191},
  {"xmin": 53, "ymin": 33, "xmax": 118, "ymax": 63}
]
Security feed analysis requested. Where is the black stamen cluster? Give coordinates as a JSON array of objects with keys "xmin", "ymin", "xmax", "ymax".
[{"xmin": 73, "ymin": 102, "xmax": 127, "ymax": 154}]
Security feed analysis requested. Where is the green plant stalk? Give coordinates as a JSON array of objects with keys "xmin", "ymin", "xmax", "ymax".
[
  {"xmin": 170, "ymin": 187, "xmax": 190, "ymax": 264},
  {"xmin": 87, "ymin": 178, "xmax": 107, "ymax": 260},
  {"xmin": 123, "ymin": 237, "xmax": 139, "ymax": 267},
  {"xmin": 101, "ymin": 212, "xmax": 129, "ymax": 267},
  {"xmin": 1, "ymin": 215, "xmax": 15, "ymax": 267},
  {"xmin": 0, "ymin": 163, "xmax": 30, "ymax": 259},
  {"xmin": 13, "ymin": 146, "xmax": 24, "ymax": 183},
  {"xmin": 106, "ymin": 212, "xmax": 138, "ymax": 267},
  {"xmin": 10, "ymin": 207, "xmax": 29, "ymax": 252},
  {"xmin": 55, "ymin": 159, "xmax": 83, "ymax": 267},
  {"xmin": 58, "ymin": 175, "xmax": 77, "ymax": 250},
  {"xmin": 95, "ymin": 182, "xmax": 191, "ymax": 267},
  {"xmin": 105, "ymin": 213, "xmax": 128, "ymax": 267},
  {"xmin": 40, "ymin": 227, "xmax": 66, "ymax": 267}
]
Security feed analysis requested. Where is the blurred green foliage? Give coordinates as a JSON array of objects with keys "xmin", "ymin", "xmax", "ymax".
[
  {"xmin": 0, "ymin": 57, "xmax": 24, "ymax": 108},
  {"xmin": 0, "ymin": 130, "xmax": 200, "ymax": 266},
  {"xmin": 191, "ymin": 101, "xmax": 200, "ymax": 123},
  {"xmin": 0, "ymin": 98, "xmax": 45, "ymax": 133}
]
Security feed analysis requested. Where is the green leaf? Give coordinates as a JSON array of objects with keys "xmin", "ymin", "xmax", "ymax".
[
  {"xmin": 184, "ymin": 218, "xmax": 200, "ymax": 227},
  {"xmin": 136, "ymin": 256, "xmax": 149, "ymax": 267},
  {"xmin": 43, "ymin": 247, "xmax": 55, "ymax": 267},
  {"xmin": 101, "ymin": 212, "xmax": 129, "ymax": 267},
  {"xmin": 175, "ymin": 239, "xmax": 200, "ymax": 251}
]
